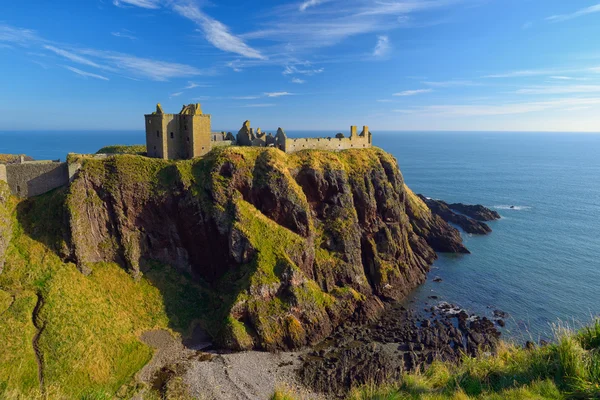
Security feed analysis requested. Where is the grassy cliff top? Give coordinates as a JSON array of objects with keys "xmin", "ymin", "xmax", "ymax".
[{"xmin": 96, "ymin": 144, "xmax": 147, "ymax": 155}]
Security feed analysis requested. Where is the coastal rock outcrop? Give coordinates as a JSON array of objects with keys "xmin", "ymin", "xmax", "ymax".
[
  {"xmin": 418, "ymin": 195, "xmax": 493, "ymax": 235},
  {"xmin": 66, "ymin": 147, "xmax": 467, "ymax": 350},
  {"xmin": 448, "ymin": 202, "xmax": 501, "ymax": 221}
]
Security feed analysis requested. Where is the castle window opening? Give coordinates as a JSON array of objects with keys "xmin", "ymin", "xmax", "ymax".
[
  {"xmin": 170, "ymin": 132, "xmax": 174, "ymax": 139},
  {"xmin": 17, "ymin": 185, "xmax": 20, "ymax": 193},
  {"xmin": 185, "ymin": 125, "xmax": 188, "ymax": 130},
  {"xmin": 156, "ymin": 131, "xmax": 159, "ymax": 137}
]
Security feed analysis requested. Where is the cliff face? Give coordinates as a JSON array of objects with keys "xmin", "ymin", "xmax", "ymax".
[{"xmin": 66, "ymin": 147, "xmax": 465, "ymax": 350}]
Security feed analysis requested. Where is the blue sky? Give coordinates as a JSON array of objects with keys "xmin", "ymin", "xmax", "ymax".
[{"xmin": 2, "ymin": 0, "xmax": 600, "ymax": 131}]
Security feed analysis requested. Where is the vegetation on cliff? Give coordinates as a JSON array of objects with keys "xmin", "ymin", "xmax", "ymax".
[
  {"xmin": 96, "ymin": 144, "xmax": 147, "ymax": 155},
  {"xmin": 0, "ymin": 146, "xmax": 468, "ymax": 398},
  {"xmin": 66, "ymin": 146, "xmax": 464, "ymax": 352}
]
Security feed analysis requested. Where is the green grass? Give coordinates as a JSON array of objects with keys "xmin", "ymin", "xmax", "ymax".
[
  {"xmin": 96, "ymin": 144, "xmax": 147, "ymax": 155},
  {"xmin": 0, "ymin": 186, "xmax": 212, "ymax": 399}
]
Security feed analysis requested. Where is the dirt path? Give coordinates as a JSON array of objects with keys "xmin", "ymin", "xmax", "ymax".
[{"xmin": 135, "ymin": 327, "xmax": 323, "ymax": 400}]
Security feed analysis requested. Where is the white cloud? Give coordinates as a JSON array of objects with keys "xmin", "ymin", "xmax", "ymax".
[
  {"xmin": 65, "ymin": 66, "xmax": 109, "ymax": 81},
  {"xmin": 423, "ymin": 80, "xmax": 477, "ymax": 87},
  {"xmin": 547, "ymin": 4, "xmax": 600, "ymax": 22},
  {"xmin": 183, "ymin": 81, "xmax": 211, "ymax": 89},
  {"xmin": 112, "ymin": 0, "xmax": 160, "ymax": 9},
  {"xmin": 484, "ymin": 69, "xmax": 557, "ymax": 78},
  {"xmin": 265, "ymin": 91, "xmax": 293, "ymax": 97},
  {"xmin": 291, "ymin": 78, "xmax": 305, "ymax": 84},
  {"xmin": 45, "ymin": 45, "xmax": 107, "ymax": 69},
  {"xmin": 393, "ymin": 97, "xmax": 600, "ymax": 117},
  {"xmin": 111, "ymin": 30, "xmax": 137, "ymax": 40},
  {"xmin": 377, "ymin": 99, "xmax": 394, "ymax": 103},
  {"xmin": 515, "ymin": 85, "xmax": 600, "ymax": 95},
  {"xmin": 242, "ymin": 0, "xmax": 459, "ymax": 53},
  {"xmin": 232, "ymin": 96, "xmax": 261, "ymax": 100},
  {"xmin": 373, "ymin": 35, "xmax": 390, "ymax": 57},
  {"xmin": 550, "ymin": 76, "xmax": 576, "ymax": 80},
  {"xmin": 241, "ymin": 103, "xmax": 276, "ymax": 108},
  {"xmin": 171, "ymin": 3, "xmax": 265, "ymax": 60},
  {"xmin": 299, "ymin": 0, "xmax": 329, "ymax": 12},
  {"xmin": 283, "ymin": 65, "xmax": 324, "ymax": 75},
  {"xmin": 522, "ymin": 21, "xmax": 533, "ymax": 30},
  {"xmin": 393, "ymin": 89, "xmax": 433, "ymax": 96},
  {"xmin": 170, "ymin": 92, "xmax": 183, "ymax": 97},
  {"xmin": 0, "ymin": 25, "xmax": 40, "ymax": 46}
]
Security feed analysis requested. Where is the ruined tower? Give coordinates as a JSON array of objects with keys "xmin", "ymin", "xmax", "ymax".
[{"xmin": 145, "ymin": 103, "xmax": 212, "ymax": 160}]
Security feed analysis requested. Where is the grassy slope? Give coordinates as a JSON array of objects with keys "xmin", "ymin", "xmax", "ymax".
[
  {"xmin": 0, "ymin": 185, "xmax": 209, "ymax": 399},
  {"xmin": 273, "ymin": 321, "xmax": 600, "ymax": 400}
]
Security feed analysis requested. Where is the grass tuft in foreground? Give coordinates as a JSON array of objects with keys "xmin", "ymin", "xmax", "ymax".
[{"xmin": 273, "ymin": 320, "xmax": 600, "ymax": 400}]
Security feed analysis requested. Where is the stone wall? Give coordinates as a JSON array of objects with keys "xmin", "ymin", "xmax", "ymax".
[
  {"xmin": 282, "ymin": 135, "xmax": 371, "ymax": 153},
  {"xmin": 0, "ymin": 165, "xmax": 6, "ymax": 183},
  {"xmin": 5, "ymin": 162, "xmax": 69, "ymax": 198}
]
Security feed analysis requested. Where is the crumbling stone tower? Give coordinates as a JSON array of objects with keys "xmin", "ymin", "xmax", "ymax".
[{"xmin": 145, "ymin": 103, "xmax": 212, "ymax": 159}]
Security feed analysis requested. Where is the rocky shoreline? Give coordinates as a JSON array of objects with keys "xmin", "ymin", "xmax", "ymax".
[{"xmin": 299, "ymin": 301, "xmax": 501, "ymax": 397}]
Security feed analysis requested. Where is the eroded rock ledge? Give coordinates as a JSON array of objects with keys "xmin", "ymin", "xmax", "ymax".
[
  {"xmin": 418, "ymin": 195, "xmax": 499, "ymax": 235},
  {"xmin": 66, "ymin": 147, "xmax": 468, "ymax": 351}
]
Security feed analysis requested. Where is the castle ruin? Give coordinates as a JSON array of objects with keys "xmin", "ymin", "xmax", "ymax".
[
  {"xmin": 145, "ymin": 103, "xmax": 216, "ymax": 159},
  {"xmin": 145, "ymin": 103, "xmax": 372, "ymax": 160}
]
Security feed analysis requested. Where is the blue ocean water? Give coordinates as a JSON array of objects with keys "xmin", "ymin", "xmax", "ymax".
[{"xmin": 1, "ymin": 130, "xmax": 599, "ymax": 341}]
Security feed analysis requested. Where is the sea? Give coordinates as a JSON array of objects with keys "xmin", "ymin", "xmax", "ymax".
[{"xmin": 1, "ymin": 130, "xmax": 599, "ymax": 342}]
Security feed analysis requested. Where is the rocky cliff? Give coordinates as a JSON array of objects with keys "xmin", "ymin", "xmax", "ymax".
[{"xmin": 66, "ymin": 147, "xmax": 466, "ymax": 350}]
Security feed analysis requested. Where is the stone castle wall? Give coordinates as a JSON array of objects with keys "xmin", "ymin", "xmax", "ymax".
[
  {"xmin": 282, "ymin": 135, "xmax": 371, "ymax": 153},
  {"xmin": 4, "ymin": 161, "xmax": 69, "ymax": 198},
  {"xmin": 0, "ymin": 165, "xmax": 6, "ymax": 183}
]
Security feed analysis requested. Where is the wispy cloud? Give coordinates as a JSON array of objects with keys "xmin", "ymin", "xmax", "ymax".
[
  {"xmin": 423, "ymin": 80, "xmax": 477, "ymax": 87},
  {"xmin": 68, "ymin": 47, "xmax": 209, "ymax": 81},
  {"xmin": 265, "ymin": 91, "xmax": 293, "ymax": 97},
  {"xmin": 0, "ymin": 25, "xmax": 40, "ymax": 46},
  {"xmin": 65, "ymin": 66, "xmax": 109, "ymax": 81},
  {"xmin": 377, "ymin": 99, "xmax": 394, "ymax": 103},
  {"xmin": 515, "ymin": 85, "xmax": 600, "ymax": 95},
  {"xmin": 373, "ymin": 35, "xmax": 390, "ymax": 57},
  {"xmin": 170, "ymin": 91, "xmax": 183, "ymax": 98},
  {"xmin": 232, "ymin": 96, "xmax": 261, "ymax": 100},
  {"xmin": 547, "ymin": 4, "xmax": 600, "ymax": 22},
  {"xmin": 550, "ymin": 76, "xmax": 578, "ymax": 80},
  {"xmin": 170, "ymin": 3, "xmax": 265, "ymax": 60},
  {"xmin": 394, "ymin": 97, "xmax": 600, "ymax": 117},
  {"xmin": 484, "ymin": 69, "xmax": 557, "ymax": 78},
  {"xmin": 111, "ymin": 30, "xmax": 137, "ymax": 40},
  {"xmin": 393, "ymin": 89, "xmax": 433, "ymax": 96},
  {"xmin": 299, "ymin": 0, "xmax": 329, "ymax": 12},
  {"xmin": 291, "ymin": 78, "xmax": 305, "ymax": 84},
  {"xmin": 522, "ymin": 21, "xmax": 533, "ymax": 30},
  {"xmin": 283, "ymin": 65, "xmax": 324, "ymax": 76},
  {"xmin": 241, "ymin": 103, "xmax": 276, "ymax": 108},
  {"xmin": 112, "ymin": 0, "xmax": 160, "ymax": 9},
  {"xmin": 45, "ymin": 45, "xmax": 107, "ymax": 69},
  {"xmin": 183, "ymin": 81, "xmax": 211, "ymax": 89},
  {"xmin": 242, "ymin": 0, "xmax": 460, "ymax": 53}
]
